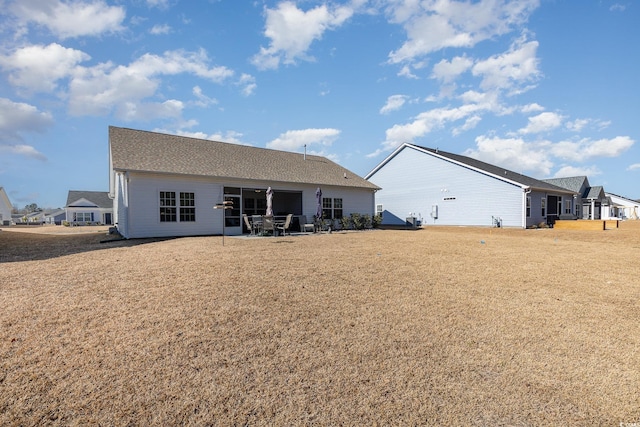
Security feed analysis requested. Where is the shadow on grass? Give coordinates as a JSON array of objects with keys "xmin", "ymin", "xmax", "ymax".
[{"xmin": 0, "ymin": 231, "xmax": 177, "ymax": 263}]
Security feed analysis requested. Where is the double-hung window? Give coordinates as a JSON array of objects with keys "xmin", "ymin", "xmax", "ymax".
[
  {"xmin": 160, "ymin": 191, "xmax": 196, "ymax": 222},
  {"xmin": 75, "ymin": 212, "xmax": 93, "ymax": 222},
  {"xmin": 180, "ymin": 192, "xmax": 196, "ymax": 222},
  {"xmin": 322, "ymin": 197, "xmax": 343, "ymax": 219}
]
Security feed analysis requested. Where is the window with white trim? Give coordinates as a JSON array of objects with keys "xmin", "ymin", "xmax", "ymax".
[
  {"xmin": 74, "ymin": 212, "xmax": 93, "ymax": 222},
  {"xmin": 160, "ymin": 191, "xmax": 196, "ymax": 222},
  {"xmin": 526, "ymin": 196, "xmax": 531, "ymax": 218},
  {"xmin": 322, "ymin": 197, "xmax": 343, "ymax": 219},
  {"xmin": 541, "ymin": 198, "xmax": 546, "ymax": 217}
]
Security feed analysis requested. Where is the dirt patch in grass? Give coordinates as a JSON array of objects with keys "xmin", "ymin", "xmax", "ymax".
[{"xmin": 1, "ymin": 223, "xmax": 639, "ymax": 425}]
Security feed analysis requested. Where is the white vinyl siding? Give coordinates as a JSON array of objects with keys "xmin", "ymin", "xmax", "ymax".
[
  {"xmin": 119, "ymin": 172, "xmax": 375, "ymax": 238},
  {"xmin": 368, "ymin": 146, "xmax": 525, "ymax": 227}
]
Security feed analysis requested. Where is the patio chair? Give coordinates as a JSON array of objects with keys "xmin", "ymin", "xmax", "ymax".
[
  {"xmin": 300, "ymin": 215, "xmax": 314, "ymax": 233},
  {"xmin": 251, "ymin": 215, "xmax": 263, "ymax": 235},
  {"xmin": 243, "ymin": 214, "xmax": 253, "ymax": 235},
  {"xmin": 262, "ymin": 216, "xmax": 275, "ymax": 235},
  {"xmin": 276, "ymin": 214, "xmax": 293, "ymax": 236}
]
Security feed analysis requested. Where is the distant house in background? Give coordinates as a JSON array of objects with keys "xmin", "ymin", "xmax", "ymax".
[
  {"xmin": 26, "ymin": 211, "xmax": 46, "ymax": 224},
  {"xmin": 109, "ymin": 126, "xmax": 379, "ymax": 238},
  {"xmin": 542, "ymin": 176, "xmax": 610, "ymax": 220},
  {"xmin": 44, "ymin": 209, "xmax": 67, "ymax": 225},
  {"xmin": 0, "ymin": 187, "xmax": 12, "ymax": 225},
  {"xmin": 365, "ymin": 143, "xmax": 576, "ymax": 228},
  {"xmin": 65, "ymin": 191, "xmax": 114, "ymax": 225},
  {"xmin": 605, "ymin": 193, "xmax": 640, "ymax": 220}
]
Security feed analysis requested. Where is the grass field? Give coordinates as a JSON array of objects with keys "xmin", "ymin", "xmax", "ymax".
[{"xmin": 1, "ymin": 223, "xmax": 639, "ymax": 425}]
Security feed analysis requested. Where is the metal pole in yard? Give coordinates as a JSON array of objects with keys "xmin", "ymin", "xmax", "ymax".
[{"xmin": 213, "ymin": 200, "xmax": 233, "ymax": 246}]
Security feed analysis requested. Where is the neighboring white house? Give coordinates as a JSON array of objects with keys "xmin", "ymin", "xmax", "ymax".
[
  {"xmin": 44, "ymin": 209, "xmax": 67, "ymax": 225},
  {"xmin": 109, "ymin": 126, "xmax": 380, "ymax": 238},
  {"xmin": 365, "ymin": 144, "xmax": 577, "ymax": 228},
  {"xmin": 605, "ymin": 193, "xmax": 640, "ymax": 220},
  {"xmin": 0, "ymin": 187, "xmax": 12, "ymax": 225},
  {"xmin": 65, "ymin": 191, "xmax": 114, "ymax": 225}
]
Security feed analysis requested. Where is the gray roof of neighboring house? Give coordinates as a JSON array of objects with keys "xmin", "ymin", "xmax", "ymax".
[
  {"xmin": 411, "ymin": 145, "xmax": 576, "ymax": 194},
  {"xmin": 542, "ymin": 176, "xmax": 589, "ymax": 195},
  {"xmin": 66, "ymin": 191, "xmax": 112, "ymax": 208},
  {"xmin": 543, "ymin": 176, "xmax": 609, "ymax": 200},
  {"xmin": 585, "ymin": 185, "xmax": 605, "ymax": 200},
  {"xmin": 109, "ymin": 126, "xmax": 380, "ymax": 190}
]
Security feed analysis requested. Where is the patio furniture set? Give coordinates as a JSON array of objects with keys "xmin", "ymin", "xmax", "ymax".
[{"xmin": 243, "ymin": 213, "xmax": 294, "ymax": 236}]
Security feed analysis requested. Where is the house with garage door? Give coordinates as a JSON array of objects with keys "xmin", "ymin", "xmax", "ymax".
[
  {"xmin": 109, "ymin": 126, "xmax": 380, "ymax": 238},
  {"xmin": 365, "ymin": 143, "xmax": 577, "ymax": 229},
  {"xmin": 66, "ymin": 190, "xmax": 114, "ymax": 225}
]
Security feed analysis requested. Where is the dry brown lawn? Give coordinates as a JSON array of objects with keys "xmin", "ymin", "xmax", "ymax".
[{"xmin": 1, "ymin": 223, "xmax": 639, "ymax": 426}]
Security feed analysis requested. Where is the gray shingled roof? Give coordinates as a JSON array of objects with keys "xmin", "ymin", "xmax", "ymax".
[
  {"xmin": 412, "ymin": 145, "xmax": 576, "ymax": 194},
  {"xmin": 66, "ymin": 190, "xmax": 112, "ymax": 208},
  {"xmin": 542, "ymin": 176, "xmax": 589, "ymax": 195},
  {"xmin": 109, "ymin": 127, "xmax": 379, "ymax": 190},
  {"xmin": 585, "ymin": 185, "xmax": 605, "ymax": 200}
]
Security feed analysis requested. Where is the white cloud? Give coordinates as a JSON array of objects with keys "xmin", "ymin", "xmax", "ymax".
[
  {"xmin": 9, "ymin": 0, "xmax": 125, "ymax": 39},
  {"xmin": 67, "ymin": 49, "xmax": 234, "ymax": 119},
  {"xmin": 192, "ymin": 86, "xmax": 218, "ymax": 107},
  {"xmin": 157, "ymin": 129, "xmax": 246, "ymax": 145},
  {"xmin": 519, "ymin": 111, "xmax": 564, "ymax": 134},
  {"xmin": 379, "ymin": 103, "xmax": 490, "ymax": 152},
  {"xmin": 627, "ymin": 164, "xmax": 640, "ymax": 171},
  {"xmin": 267, "ymin": 128, "xmax": 340, "ymax": 152},
  {"xmin": 452, "ymin": 115, "xmax": 481, "ymax": 136},
  {"xmin": 0, "ymin": 98, "xmax": 53, "ymax": 140},
  {"xmin": 553, "ymin": 165, "xmax": 602, "ymax": 178},
  {"xmin": 0, "ymin": 98, "xmax": 52, "ymax": 160},
  {"xmin": 386, "ymin": 0, "xmax": 540, "ymax": 63},
  {"xmin": 146, "ymin": 0, "xmax": 171, "ymax": 9},
  {"xmin": 521, "ymin": 103, "xmax": 544, "ymax": 113},
  {"xmin": 150, "ymin": 24, "xmax": 172, "ymax": 35},
  {"xmin": 0, "ymin": 43, "xmax": 90, "ymax": 94},
  {"xmin": 0, "ymin": 144, "xmax": 48, "ymax": 161},
  {"xmin": 116, "ymin": 99, "xmax": 184, "ymax": 122},
  {"xmin": 397, "ymin": 64, "xmax": 419, "ymax": 79},
  {"xmin": 431, "ymin": 55, "xmax": 473, "ymax": 83},
  {"xmin": 472, "ymin": 37, "xmax": 541, "ymax": 93},
  {"xmin": 237, "ymin": 73, "xmax": 257, "ymax": 96},
  {"xmin": 565, "ymin": 118, "xmax": 590, "ymax": 132},
  {"xmin": 464, "ymin": 135, "xmax": 553, "ymax": 176},
  {"xmin": 251, "ymin": 1, "xmax": 355, "ymax": 70},
  {"xmin": 550, "ymin": 136, "xmax": 635, "ymax": 162},
  {"xmin": 380, "ymin": 95, "xmax": 408, "ymax": 114}
]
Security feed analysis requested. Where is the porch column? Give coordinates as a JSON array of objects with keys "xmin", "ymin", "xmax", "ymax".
[{"xmin": 591, "ymin": 199, "xmax": 595, "ymax": 220}]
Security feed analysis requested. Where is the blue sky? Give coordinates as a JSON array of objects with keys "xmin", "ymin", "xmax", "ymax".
[{"xmin": 1, "ymin": 0, "xmax": 638, "ymax": 209}]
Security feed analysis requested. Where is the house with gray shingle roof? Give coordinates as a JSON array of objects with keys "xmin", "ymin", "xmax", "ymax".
[
  {"xmin": 109, "ymin": 126, "xmax": 380, "ymax": 238},
  {"xmin": 365, "ymin": 143, "xmax": 577, "ymax": 228},
  {"xmin": 65, "ymin": 190, "xmax": 114, "ymax": 225},
  {"xmin": 541, "ymin": 176, "xmax": 610, "ymax": 220}
]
